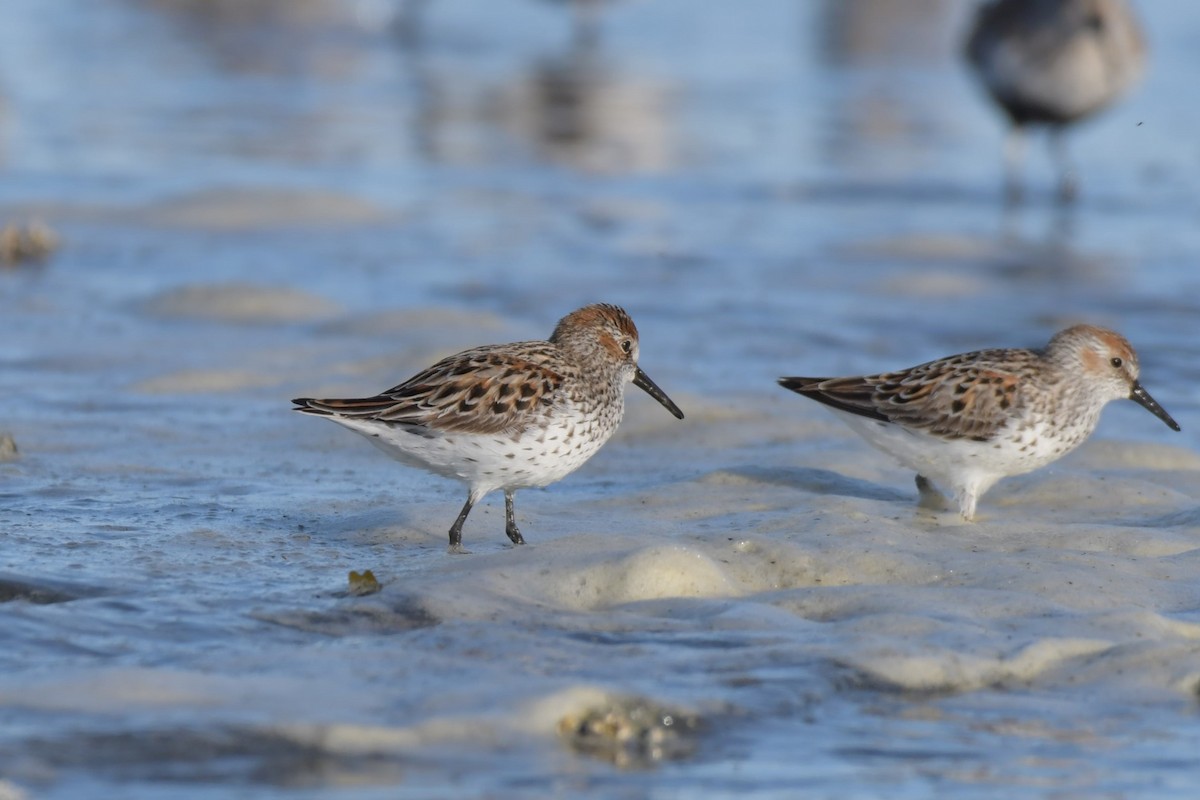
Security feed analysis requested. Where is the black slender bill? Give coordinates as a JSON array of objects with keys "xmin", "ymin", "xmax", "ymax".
[
  {"xmin": 1130, "ymin": 381, "xmax": 1180, "ymax": 431},
  {"xmin": 633, "ymin": 366, "xmax": 684, "ymax": 419}
]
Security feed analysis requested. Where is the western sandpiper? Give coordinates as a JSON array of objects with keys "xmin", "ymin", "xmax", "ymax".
[
  {"xmin": 779, "ymin": 324, "xmax": 1179, "ymax": 520},
  {"xmin": 965, "ymin": 0, "xmax": 1145, "ymax": 201},
  {"xmin": 294, "ymin": 304, "xmax": 684, "ymax": 552}
]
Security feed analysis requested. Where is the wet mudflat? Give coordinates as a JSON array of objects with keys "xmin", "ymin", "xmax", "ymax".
[{"xmin": 2, "ymin": 1, "xmax": 1200, "ymax": 797}]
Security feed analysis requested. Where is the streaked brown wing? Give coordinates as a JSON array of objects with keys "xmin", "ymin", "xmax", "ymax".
[
  {"xmin": 294, "ymin": 343, "xmax": 564, "ymax": 436},
  {"xmin": 782, "ymin": 348, "xmax": 1036, "ymax": 442}
]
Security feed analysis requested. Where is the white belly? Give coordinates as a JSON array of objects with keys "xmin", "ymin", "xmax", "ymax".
[
  {"xmin": 327, "ymin": 403, "xmax": 622, "ymax": 495},
  {"xmin": 834, "ymin": 409, "xmax": 1095, "ymax": 494}
]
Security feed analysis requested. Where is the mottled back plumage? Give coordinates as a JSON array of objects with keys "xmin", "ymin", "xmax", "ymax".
[
  {"xmin": 293, "ymin": 344, "xmax": 565, "ymax": 436},
  {"xmin": 781, "ymin": 348, "xmax": 1041, "ymax": 443}
]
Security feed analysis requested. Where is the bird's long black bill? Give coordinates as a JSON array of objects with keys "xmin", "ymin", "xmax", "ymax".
[
  {"xmin": 1131, "ymin": 381, "xmax": 1181, "ymax": 431},
  {"xmin": 633, "ymin": 366, "xmax": 684, "ymax": 419}
]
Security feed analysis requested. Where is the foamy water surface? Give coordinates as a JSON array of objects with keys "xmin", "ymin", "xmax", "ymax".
[{"xmin": 3, "ymin": 1, "xmax": 1200, "ymax": 797}]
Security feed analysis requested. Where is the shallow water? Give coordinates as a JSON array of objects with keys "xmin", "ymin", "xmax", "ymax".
[{"xmin": 3, "ymin": 0, "xmax": 1200, "ymax": 797}]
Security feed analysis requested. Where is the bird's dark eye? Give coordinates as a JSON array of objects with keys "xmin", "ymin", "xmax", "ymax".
[
  {"xmin": 620, "ymin": 339, "xmax": 633, "ymax": 354},
  {"xmin": 1110, "ymin": 357, "xmax": 1123, "ymax": 368}
]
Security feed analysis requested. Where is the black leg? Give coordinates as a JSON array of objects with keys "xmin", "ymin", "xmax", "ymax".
[
  {"xmin": 1003, "ymin": 125, "xmax": 1026, "ymax": 207},
  {"xmin": 915, "ymin": 474, "xmax": 948, "ymax": 511},
  {"xmin": 1049, "ymin": 128, "xmax": 1078, "ymax": 204},
  {"xmin": 504, "ymin": 491, "xmax": 525, "ymax": 546},
  {"xmin": 448, "ymin": 494, "xmax": 475, "ymax": 554}
]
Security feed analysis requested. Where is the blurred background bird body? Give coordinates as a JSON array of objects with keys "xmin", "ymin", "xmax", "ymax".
[{"xmin": 965, "ymin": 0, "xmax": 1146, "ymax": 201}]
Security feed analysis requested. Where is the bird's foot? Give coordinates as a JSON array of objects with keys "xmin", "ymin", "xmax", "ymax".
[
  {"xmin": 953, "ymin": 489, "xmax": 979, "ymax": 522},
  {"xmin": 502, "ymin": 491, "xmax": 525, "ymax": 546},
  {"xmin": 915, "ymin": 475, "xmax": 950, "ymax": 511}
]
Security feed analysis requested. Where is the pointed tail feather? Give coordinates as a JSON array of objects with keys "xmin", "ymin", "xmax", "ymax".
[
  {"xmin": 777, "ymin": 376, "xmax": 890, "ymax": 423},
  {"xmin": 292, "ymin": 396, "xmax": 398, "ymax": 417},
  {"xmin": 777, "ymin": 377, "xmax": 826, "ymax": 394}
]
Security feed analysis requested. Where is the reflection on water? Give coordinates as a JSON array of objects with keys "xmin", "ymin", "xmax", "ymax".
[
  {"xmin": 811, "ymin": 0, "xmax": 972, "ymax": 180},
  {"xmin": 138, "ymin": 0, "xmax": 397, "ymax": 77},
  {"xmin": 400, "ymin": 6, "xmax": 672, "ymax": 173},
  {"xmin": 133, "ymin": 0, "xmax": 671, "ymax": 175},
  {"xmin": 994, "ymin": 207, "xmax": 1118, "ymax": 292},
  {"xmin": 494, "ymin": 39, "xmax": 673, "ymax": 173},
  {"xmin": 540, "ymin": 0, "xmax": 611, "ymax": 47},
  {"xmin": 817, "ymin": 0, "xmax": 965, "ymax": 65},
  {"xmin": 0, "ymin": 87, "xmax": 7, "ymax": 168}
]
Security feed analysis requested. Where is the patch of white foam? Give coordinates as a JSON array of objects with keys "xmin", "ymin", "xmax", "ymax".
[
  {"xmin": 842, "ymin": 638, "xmax": 1115, "ymax": 693},
  {"xmin": 543, "ymin": 545, "xmax": 740, "ymax": 609}
]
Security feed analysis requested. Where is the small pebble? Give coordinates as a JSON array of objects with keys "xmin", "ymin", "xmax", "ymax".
[
  {"xmin": 0, "ymin": 220, "xmax": 59, "ymax": 266},
  {"xmin": 0, "ymin": 433, "xmax": 17, "ymax": 461}
]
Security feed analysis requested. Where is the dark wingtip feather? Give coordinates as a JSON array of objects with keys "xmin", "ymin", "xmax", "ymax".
[
  {"xmin": 778, "ymin": 377, "xmax": 825, "ymax": 393},
  {"xmin": 292, "ymin": 398, "xmax": 334, "ymax": 416},
  {"xmin": 778, "ymin": 376, "xmax": 891, "ymax": 423}
]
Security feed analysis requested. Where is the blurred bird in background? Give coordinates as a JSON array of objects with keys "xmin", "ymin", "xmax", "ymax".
[{"xmin": 965, "ymin": 0, "xmax": 1145, "ymax": 203}]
